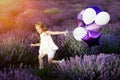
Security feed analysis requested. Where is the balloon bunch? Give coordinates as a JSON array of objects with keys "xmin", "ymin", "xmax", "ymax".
[{"xmin": 73, "ymin": 6, "xmax": 110, "ymax": 47}]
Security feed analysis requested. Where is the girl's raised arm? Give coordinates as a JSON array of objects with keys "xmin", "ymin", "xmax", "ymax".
[{"xmin": 45, "ymin": 31, "xmax": 67, "ymax": 35}]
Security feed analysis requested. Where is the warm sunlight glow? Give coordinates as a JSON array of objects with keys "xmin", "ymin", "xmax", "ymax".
[{"xmin": 0, "ymin": 0, "xmax": 37, "ymax": 30}]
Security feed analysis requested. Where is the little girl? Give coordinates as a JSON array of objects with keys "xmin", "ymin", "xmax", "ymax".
[{"xmin": 30, "ymin": 22, "xmax": 67, "ymax": 69}]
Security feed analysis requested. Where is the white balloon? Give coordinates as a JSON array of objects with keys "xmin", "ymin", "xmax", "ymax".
[
  {"xmin": 83, "ymin": 8, "xmax": 96, "ymax": 24},
  {"xmin": 73, "ymin": 27, "xmax": 87, "ymax": 41},
  {"xmin": 95, "ymin": 11, "xmax": 110, "ymax": 25}
]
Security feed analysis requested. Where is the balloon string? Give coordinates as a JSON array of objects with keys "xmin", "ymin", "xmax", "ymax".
[{"xmin": 68, "ymin": 31, "xmax": 73, "ymax": 33}]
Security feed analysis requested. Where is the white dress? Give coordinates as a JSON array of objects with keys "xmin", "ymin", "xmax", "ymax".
[{"xmin": 39, "ymin": 32, "xmax": 58, "ymax": 58}]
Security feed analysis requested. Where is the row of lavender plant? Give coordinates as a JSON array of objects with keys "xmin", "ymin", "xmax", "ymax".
[
  {"xmin": 0, "ymin": 29, "xmax": 39, "ymax": 68},
  {"xmin": 56, "ymin": 53, "xmax": 120, "ymax": 80},
  {"xmin": 0, "ymin": 67, "xmax": 41, "ymax": 80}
]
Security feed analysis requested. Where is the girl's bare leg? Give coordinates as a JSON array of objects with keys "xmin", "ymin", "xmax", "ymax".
[
  {"xmin": 38, "ymin": 53, "xmax": 47, "ymax": 69},
  {"xmin": 48, "ymin": 58, "xmax": 64, "ymax": 64}
]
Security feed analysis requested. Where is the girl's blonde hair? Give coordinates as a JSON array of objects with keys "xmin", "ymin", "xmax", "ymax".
[
  {"xmin": 35, "ymin": 22, "xmax": 48, "ymax": 32},
  {"xmin": 35, "ymin": 22, "xmax": 48, "ymax": 42}
]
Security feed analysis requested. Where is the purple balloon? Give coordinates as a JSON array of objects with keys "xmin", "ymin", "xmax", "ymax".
[
  {"xmin": 82, "ymin": 31, "xmax": 102, "ymax": 47},
  {"xmin": 87, "ymin": 6, "xmax": 102, "ymax": 14}
]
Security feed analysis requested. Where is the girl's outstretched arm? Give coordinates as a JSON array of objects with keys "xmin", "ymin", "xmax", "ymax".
[
  {"xmin": 30, "ymin": 43, "xmax": 40, "ymax": 47},
  {"xmin": 45, "ymin": 31, "xmax": 68, "ymax": 35}
]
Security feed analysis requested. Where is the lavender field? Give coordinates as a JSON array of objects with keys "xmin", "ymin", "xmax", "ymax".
[{"xmin": 0, "ymin": 0, "xmax": 120, "ymax": 80}]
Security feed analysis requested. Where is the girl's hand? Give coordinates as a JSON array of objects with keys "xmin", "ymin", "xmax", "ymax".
[
  {"xmin": 64, "ymin": 30, "xmax": 68, "ymax": 36},
  {"xmin": 30, "ymin": 44, "xmax": 35, "ymax": 47}
]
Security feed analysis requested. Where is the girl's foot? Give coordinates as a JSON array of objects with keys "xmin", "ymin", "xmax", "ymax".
[{"xmin": 58, "ymin": 59, "xmax": 65, "ymax": 64}]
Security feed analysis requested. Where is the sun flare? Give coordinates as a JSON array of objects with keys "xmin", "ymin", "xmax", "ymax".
[{"xmin": 0, "ymin": 0, "xmax": 35, "ymax": 30}]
